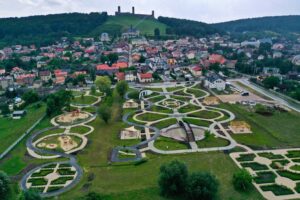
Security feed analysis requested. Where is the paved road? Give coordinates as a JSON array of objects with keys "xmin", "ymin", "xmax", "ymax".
[{"xmin": 234, "ymin": 79, "xmax": 300, "ymax": 113}]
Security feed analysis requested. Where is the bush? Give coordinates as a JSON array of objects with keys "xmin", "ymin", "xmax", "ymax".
[
  {"xmin": 158, "ymin": 160, "xmax": 188, "ymax": 197},
  {"xmin": 232, "ymin": 169, "xmax": 253, "ymax": 191},
  {"xmin": 84, "ymin": 192, "xmax": 102, "ymax": 200},
  {"xmin": 0, "ymin": 171, "xmax": 10, "ymax": 200},
  {"xmin": 19, "ymin": 189, "xmax": 42, "ymax": 200},
  {"xmin": 186, "ymin": 172, "xmax": 219, "ymax": 200}
]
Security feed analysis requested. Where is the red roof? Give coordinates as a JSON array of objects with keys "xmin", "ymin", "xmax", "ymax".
[
  {"xmin": 112, "ymin": 62, "xmax": 128, "ymax": 69},
  {"xmin": 209, "ymin": 54, "xmax": 226, "ymax": 65},
  {"xmin": 139, "ymin": 73, "xmax": 153, "ymax": 79},
  {"xmin": 96, "ymin": 64, "xmax": 117, "ymax": 71},
  {"xmin": 16, "ymin": 74, "xmax": 35, "ymax": 80},
  {"xmin": 116, "ymin": 72, "xmax": 125, "ymax": 81},
  {"xmin": 192, "ymin": 66, "xmax": 202, "ymax": 71}
]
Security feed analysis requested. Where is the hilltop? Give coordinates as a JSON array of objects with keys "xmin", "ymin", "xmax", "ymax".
[{"xmin": 213, "ymin": 15, "xmax": 300, "ymax": 34}]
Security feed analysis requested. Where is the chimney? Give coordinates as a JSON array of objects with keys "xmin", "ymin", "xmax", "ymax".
[
  {"xmin": 118, "ymin": 6, "xmax": 121, "ymax": 13},
  {"xmin": 132, "ymin": 7, "xmax": 135, "ymax": 14}
]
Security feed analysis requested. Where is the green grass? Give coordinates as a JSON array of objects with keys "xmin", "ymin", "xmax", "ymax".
[
  {"xmin": 149, "ymin": 105, "xmax": 173, "ymax": 114},
  {"xmin": 286, "ymin": 150, "xmax": 300, "ymax": 158},
  {"xmin": 28, "ymin": 178, "xmax": 47, "ymax": 186},
  {"xmin": 166, "ymin": 86, "xmax": 184, "ymax": 92},
  {"xmin": 148, "ymin": 95, "xmax": 165, "ymax": 103},
  {"xmin": 174, "ymin": 90, "xmax": 192, "ymax": 97},
  {"xmin": 71, "ymin": 96, "xmax": 97, "ymax": 105},
  {"xmin": 51, "ymin": 176, "xmax": 74, "ymax": 185},
  {"xmin": 290, "ymin": 165, "xmax": 300, "ymax": 171},
  {"xmin": 136, "ymin": 113, "xmax": 168, "ymax": 122},
  {"xmin": 186, "ymin": 88, "xmax": 207, "ymax": 98},
  {"xmin": 47, "ymin": 186, "xmax": 64, "ymax": 192},
  {"xmin": 236, "ymin": 154, "xmax": 256, "ymax": 162},
  {"xmin": 254, "ymin": 171, "xmax": 277, "ymax": 184},
  {"xmin": 33, "ymin": 128, "xmax": 65, "ymax": 142},
  {"xmin": 95, "ymin": 15, "xmax": 168, "ymax": 36},
  {"xmin": 171, "ymin": 95, "xmax": 191, "ymax": 102},
  {"xmin": 0, "ymin": 103, "xmax": 46, "ymax": 153},
  {"xmin": 57, "ymin": 168, "xmax": 76, "ymax": 176},
  {"xmin": 178, "ymin": 104, "xmax": 200, "ymax": 113},
  {"xmin": 241, "ymin": 162, "xmax": 269, "ymax": 171},
  {"xmin": 295, "ymin": 182, "xmax": 300, "ymax": 193},
  {"xmin": 183, "ymin": 118, "xmax": 213, "ymax": 127},
  {"xmin": 257, "ymin": 152, "xmax": 284, "ymax": 160},
  {"xmin": 31, "ymin": 169, "xmax": 54, "ymax": 177},
  {"xmin": 188, "ymin": 110, "xmax": 221, "ymax": 119},
  {"xmin": 152, "ymin": 118, "xmax": 177, "ymax": 129},
  {"xmin": 196, "ymin": 135, "xmax": 229, "ymax": 148},
  {"xmin": 260, "ymin": 184, "xmax": 294, "ymax": 196},
  {"xmin": 277, "ymin": 170, "xmax": 300, "ymax": 180},
  {"xmin": 218, "ymin": 103, "xmax": 300, "ymax": 149},
  {"xmin": 70, "ymin": 126, "xmax": 91, "ymax": 135},
  {"xmin": 154, "ymin": 137, "xmax": 189, "ymax": 150}
]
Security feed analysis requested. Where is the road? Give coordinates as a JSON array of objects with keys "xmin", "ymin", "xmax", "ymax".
[{"xmin": 234, "ymin": 78, "xmax": 300, "ymax": 113}]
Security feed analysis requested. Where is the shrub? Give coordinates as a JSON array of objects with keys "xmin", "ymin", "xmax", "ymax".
[
  {"xmin": 158, "ymin": 160, "xmax": 188, "ymax": 197},
  {"xmin": 186, "ymin": 172, "xmax": 219, "ymax": 200},
  {"xmin": 0, "ymin": 171, "xmax": 10, "ymax": 200},
  {"xmin": 232, "ymin": 169, "xmax": 253, "ymax": 191}
]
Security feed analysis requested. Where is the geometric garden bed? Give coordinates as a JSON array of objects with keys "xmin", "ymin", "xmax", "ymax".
[
  {"xmin": 230, "ymin": 149, "xmax": 300, "ymax": 200},
  {"xmin": 25, "ymin": 163, "xmax": 77, "ymax": 194}
]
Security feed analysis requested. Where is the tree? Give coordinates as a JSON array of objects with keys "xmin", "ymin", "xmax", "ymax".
[
  {"xmin": 19, "ymin": 189, "xmax": 42, "ymax": 200},
  {"xmin": 98, "ymin": 104, "xmax": 111, "ymax": 124},
  {"xmin": 116, "ymin": 80, "xmax": 128, "ymax": 97},
  {"xmin": 90, "ymin": 85, "xmax": 96, "ymax": 95},
  {"xmin": 0, "ymin": 171, "xmax": 10, "ymax": 200},
  {"xmin": 22, "ymin": 90, "xmax": 39, "ymax": 105},
  {"xmin": 0, "ymin": 104, "xmax": 10, "ymax": 116},
  {"xmin": 107, "ymin": 53, "xmax": 118, "ymax": 64},
  {"xmin": 158, "ymin": 160, "xmax": 188, "ymax": 197},
  {"xmin": 95, "ymin": 76, "xmax": 112, "ymax": 95},
  {"xmin": 84, "ymin": 192, "xmax": 102, "ymax": 200},
  {"xmin": 46, "ymin": 90, "xmax": 73, "ymax": 116},
  {"xmin": 138, "ymin": 55, "xmax": 146, "ymax": 63},
  {"xmin": 186, "ymin": 172, "xmax": 219, "ymax": 200},
  {"xmin": 154, "ymin": 28, "xmax": 160, "ymax": 38},
  {"xmin": 232, "ymin": 169, "xmax": 253, "ymax": 191},
  {"xmin": 262, "ymin": 76, "xmax": 280, "ymax": 89}
]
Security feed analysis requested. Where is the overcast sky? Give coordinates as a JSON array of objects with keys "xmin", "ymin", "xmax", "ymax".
[{"xmin": 0, "ymin": 0, "xmax": 300, "ymax": 23}]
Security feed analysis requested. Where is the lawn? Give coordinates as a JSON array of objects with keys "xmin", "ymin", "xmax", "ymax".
[
  {"xmin": 154, "ymin": 137, "xmax": 189, "ymax": 150},
  {"xmin": 152, "ymin": 118, "xmax": 178, "ymax": 129},
  {"xmin": 196, "ymin": 135, "xmax": 229, "ymax": 148},
  {"xmin": 147, "ymin": 95, "xmax": 165, "ymax": 103},
  {"xmin": 136, "ymin": 113, "xmax": 169, "ymax": 122},
  {"xmin": 183, "ymin": 118, "xmax": 213, "ymax": 127},
  {"xmin": 149, "ymin": 105, "xmax": 173, "ymax": 114},
  {"xmin": 218, "ymin": 103, "xmax": 300, "ymax": 149},
  {"xmin": 166, "ymin": 86, "xmax": 184, "ymax": 92},
  {"xmin": 178, "ymin": 104, "xmax": 200, "ymax": 113},
  {"xmin": 188, "ymin": 110, "xmax": 221, "ymax": 119},
  {"xmin": 186, "ymin": 88, "xmax": 207, "ymax": 98},
  {"xmin": 72, "ymin": 96, "xmax": 97, "ymax": 105},
  {"xmin": 70, "ymin": 126, "xmax": 91, "ymax": 135},
  {"xmin": 260, "ymin": 184, "xmax": 294, "ymax": 196},
  {"xmin": 0, "ymin": 103, "xmax": 46, "ymax": 154}
]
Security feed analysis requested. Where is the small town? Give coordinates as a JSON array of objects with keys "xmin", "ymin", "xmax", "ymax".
[{"xmin": 1, "ymin": 2, "xmax": 300, "ymax": 200}]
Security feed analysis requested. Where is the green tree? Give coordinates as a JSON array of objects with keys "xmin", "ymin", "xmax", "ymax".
[
  {"xmin": 22, "ymin": 90, "xmax": 39, "ymax": 105},
  {"xmin": 0, "ymin": 104, "xmax": 10, "ymax": 116},
  {"xmin": 19, "ymin": 189, "xmax": 42, "ymax": 200},
  {"xmin": 116, "ymin": 80, "xmax": 128, "ymax": 97},
  {"xmin": 158, "ymin": 160, "xmax": 188, "ymax": 197},
  {"xmin": 46, "ymin": 90, "xmax": 73, "ymax": 116},
  {"xmin": 262, "ymin": 76, "xmax": 280, "ymax": 89},
  {"xmin": 84, "ymin": 192, "xmax": 102, "ymax": 200},
  {"xmin": 154, "ymin": 28, "xmax": 160, "ymax": 38},
  {"xmin": 186, "ymin": 172, "xmax": 219, "ymax": 200},
  {"xmin": 0, "ymin": 171, "xmax": 10, "ymax": 200},
  {"xmin": 95, "ymin": 76, "xmax": 111, "ymax": 95},
  {"xmin": 108, "ymin": 53, "xmax": 118, "ymax": 64},
  {"xmin": 232, "ymin": 169, "xmax": 253, "ymax": 191},
  {"xmin": 98, "ymin": 104, "xmax": 111, "ymax": 124},
  {"xmin": 90, "ymin": 85, "xmax": 96, "ymax": 95}
]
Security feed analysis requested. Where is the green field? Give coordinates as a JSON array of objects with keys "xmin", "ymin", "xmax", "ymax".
[
  {"xmin": 0, "ymin": 103, "xmax": 46, "ymax": 153},
  {"xmin": 93, "ymin": 15, "xmax": 168, "ymax": 36},
  {"xmin": 218, "ymin": 103, "xmax": 300, "ymax": 149}
]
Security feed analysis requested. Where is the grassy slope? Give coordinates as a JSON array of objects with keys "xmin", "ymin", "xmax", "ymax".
[
  {"xmin": 93, "ymin": 15, "xmax": 168, "ymax": 36},
  {"xmin": 219, "ymin": 103, "xmax": 300, "ymax": 149},
  {"xmin": 0, "ymin": 103, "xmax": 46, "ymax": 153}
]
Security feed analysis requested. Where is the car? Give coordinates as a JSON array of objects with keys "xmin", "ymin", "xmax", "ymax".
[{"xmin": 241, "ymin": 92, "xmax": 250, "ymax": 96}]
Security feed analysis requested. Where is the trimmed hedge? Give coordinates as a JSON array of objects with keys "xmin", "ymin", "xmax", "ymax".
[
  {"xmin": 236, "ymin": 154, "xmax": 256, "ymax": 162},
  {"xmin": 241, "ymin": 162, "xmax": 268, "ymax": 171},
  {"xmin": 260, "ymin": 184, "xmax": 294, "ymax": 196},
  {"xmin": 254, "ymin": 171, "xmax": 276, "ymax": 184},
  {"xmin": 258, "ymin": 152, "xmax": 284, "ymax": 160}
]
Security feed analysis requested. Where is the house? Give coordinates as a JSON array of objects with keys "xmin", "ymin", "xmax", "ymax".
[
  {"xmin": 39, "ymin": 71, "xmax": 52, "ymax": 82},
  {"xmin": 125, "ymin": 71, "xmax": 137, "ymax": 82},
  {"xmin": 190, "ymin": 66, "xmax": 202, "ymax": 77},
  {"xmin": 122, "ymin": 27, "xmax": 140, "ymax": 39},
  {"xmin": 0, "ymin": 69, "xmax": 6, "ymax": 76},
  {"xmin": 209, "ymin": 54, "xmax": 226, "ymax": 65},
  {"xmin": 0, "ymin": 76, "xmax": 14, "ymax": 89},
  {"xmin": 229, "ymin": 121, "xmax": 252, "ymax": 134},
  {"xmin": 225, "ymin": 60, "xmax": 237, "ymax": 69},
  {"xmin": 120, "ymin": 126, "xmax": 141, "ymax": 140},
  {"xmin": 137, "ymin": 73, "xmax": 153, "ymax": 83},
  {"xmin": 12, "ymin": 110, "xmax": 26, "ymax": 119},
  {"xmin": 123, "ymin": 99, "xmax": 139, "ymax": 109},
  {"xmin": 96, "ymin": 64, "xmax": 118, "ymax": 75},
  {"xmin": 204, "ymin": 74, "xmax": 226, "ymax": 91},
  {"xmin": 16, "ymin": 74, "xmax": 35, "ymax": 86},
  {"xmin": 116, "ymin": 72, "xmax": 125, "ymax": 81}
]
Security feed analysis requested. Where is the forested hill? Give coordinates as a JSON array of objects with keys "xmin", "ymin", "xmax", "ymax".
[
  {"xmin": 213, "ymin": 15, "xmax": 300, "ymax": 33},
  {"xmin": 0, "ymin": 12, "xmax": 108, "ymax": 47},
  {"xmin": 158, "ymin": 16, "xmax": 220, "ymax": 37}
]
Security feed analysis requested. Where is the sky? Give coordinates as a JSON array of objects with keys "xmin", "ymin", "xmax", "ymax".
[{"xmin": 0, "ymin": 0, "xmax": 300, "ymax": 23}]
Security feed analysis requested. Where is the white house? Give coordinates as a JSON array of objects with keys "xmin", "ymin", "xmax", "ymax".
[{"xmin": 204, "ymin": 74, "xmax": 226, "ymax": 91}]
